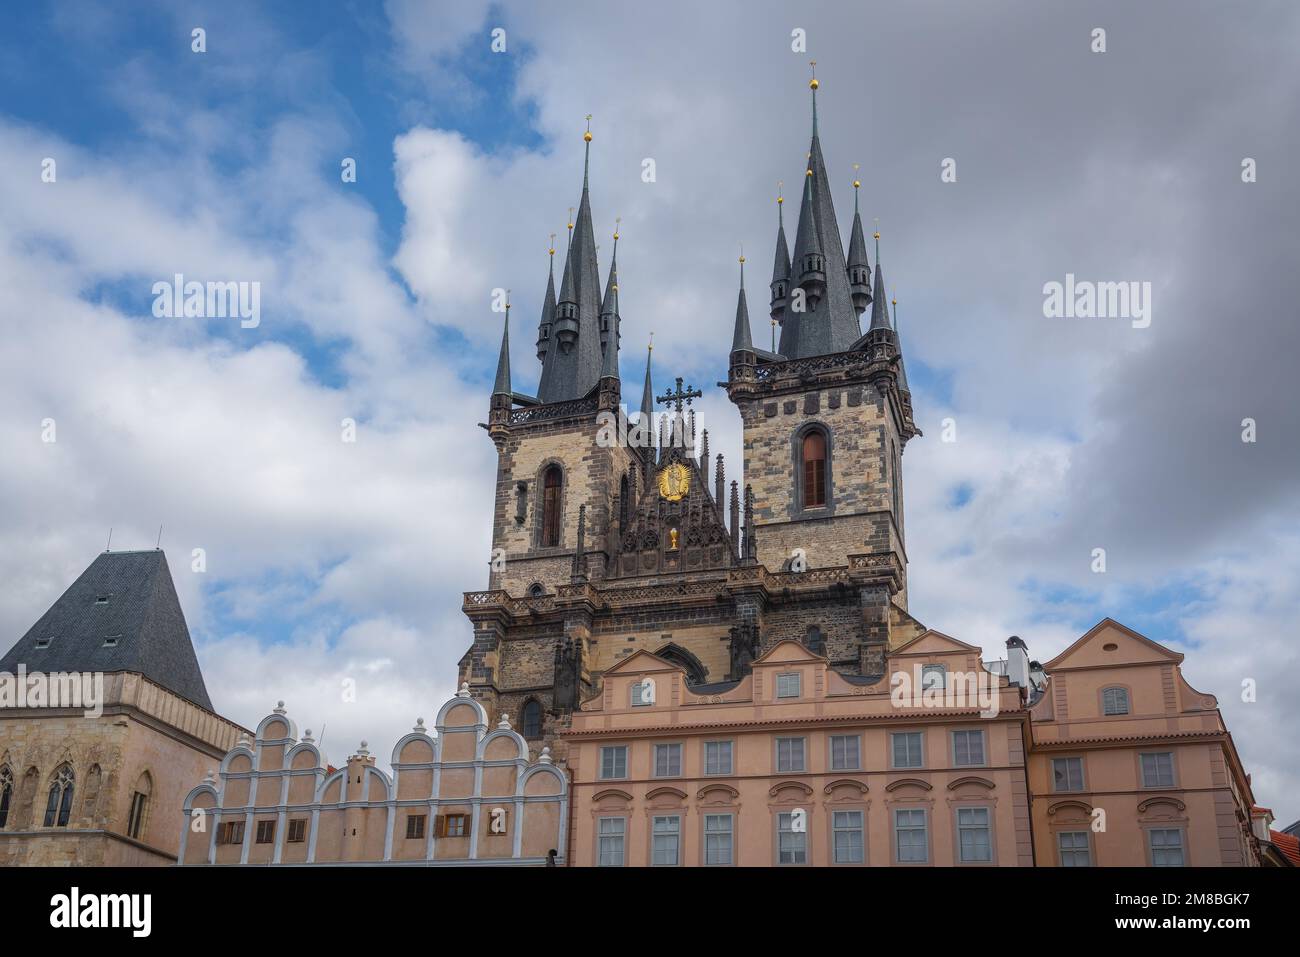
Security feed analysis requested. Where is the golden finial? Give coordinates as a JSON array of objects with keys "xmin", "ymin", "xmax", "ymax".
[
  {"xmin": 614, "ymin": 216, "xmax": 620, "ymax": 241},
  {"xmin": 853, "ymin": 163, "xmax": 861, "ymax": 190},
  {"xmin": 777, "ymin": 180, "xmax": 784, "ymax": 205},
  {"xmin": 739, "ymin": 241, "xmax": 745, "ymax": 265},
  {"xmin": 505, "ymin": 288, "xmax": 511, "ymax": 312},
  {"xmin": 648, "ymin": 331, "xmax": 654, "ymax": 352},
  {"xmin": 548, "ymin": 232, "xmax": 556, "ymax": 256},
  {"xmin": 873, "ymin": 216, "xmax": 880, "ymax": 241},
  {"xmin": 584, "ymin": 114, "xmax": 592, "ymax": 142},
  {"xmin": 567, "ymin": 207, "xmax": 574, "ymax": 232},
  {"xmin": 809, "ymin": 60, "xmax": 819, "ymax": 90}
]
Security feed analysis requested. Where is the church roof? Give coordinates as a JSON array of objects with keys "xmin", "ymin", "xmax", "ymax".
[{"xmin": 0, "ymin": 550, "xmax": 214, "ymax": 711}]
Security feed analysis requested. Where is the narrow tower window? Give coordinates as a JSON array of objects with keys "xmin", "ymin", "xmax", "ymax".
[
  {"xmin": 541, "ymin": 466, "xmax": 562, "ymax": 548},
  {"xmin": 43, "ymin": 764, "xmax": 74, "ymax": 828},
  {"xmin": 802, "ymin": 431, "xmax": 827, "ymax": 508}
]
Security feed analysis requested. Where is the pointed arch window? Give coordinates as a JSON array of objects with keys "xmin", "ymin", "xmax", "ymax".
[
  {"xmin": 521, "ymin": 699, "xmax": 544, "ymax": 739},
  {"xmin": 802, "ymin": 430, "xmax": 827, "ymax": 508},
  {"xmin": 43, "ymin": 764, "xmax": 74, "ymax": 828},
  {"xmin": 127, "ymin": 771, "xmax": 152, "ymax": 840},
  {"xmin": 541, "ymin": 466, "xmax": 563, "ymax": 548},
  {"xmin": 0, "ymin": 766, "xmax": 12, "ymax": 829}
]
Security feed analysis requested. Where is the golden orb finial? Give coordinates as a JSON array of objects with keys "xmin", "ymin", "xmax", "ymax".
[
  {"xmin": 873, "ymin": 231, "xmax": 880, "ymax": 240},
  {"xmin": 584, "ymin": 114, "xmax": 592, "ymax": 142},
  {"xmin": 809, "ymin": 60, "xmax": 819, "ymax": 90},
  {"xmin": 853, "ymin": 162, "xmax": 861, "ymax": 189},
  {"xmin": 648, "ymin": 331, "xmax": 654, "ymax": 352},
  {"xmin": 777, "ymin": 180, "xmax": 784, "ymax": 204}
]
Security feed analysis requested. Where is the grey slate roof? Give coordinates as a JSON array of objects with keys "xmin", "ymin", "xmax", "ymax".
[
  {"xmin": 492, "ymin": 304, "xmax": 511, "ymax": 395},
  {"xmin": 536, "ymin": 141, "xmax": 607, "ymax": 403},
  {"xmin": 640, "ymin": 345, "xmax": 654, "ymax": 420},
  {"xmin": 731, "ymin": 260, "xmax": 754, "ymax": 352},
  {"xmin": 534, "ymin": 254, "xmax": 557, "ymax": 396},
  {"xmin": 869, "ymin": 259, "xmax": 891, "ymax": 331},
  {"xmin": 776, "ymin": 97, "xmax": 865, "ymax": 359},
  {"xmin": 771, "ymin": 200, "xmax": 791, "ymax": 285},
  {"xmin": 1, "ymin": 550, "xmax": 214, "ymax": 711}
]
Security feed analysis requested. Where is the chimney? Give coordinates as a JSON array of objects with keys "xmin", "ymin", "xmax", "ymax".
[{"xmin": 1005, "ymin": 636, "xmax": 1030, "ymax": 689}]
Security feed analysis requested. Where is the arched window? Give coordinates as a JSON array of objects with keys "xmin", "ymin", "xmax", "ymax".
[
  {"xmin": 805, "ymin": 626, "xmax": 826, "ymax": 656},
  {"xmin": 619, "ymin": 473, "xmax": 630, "ymax": 533},
  {"xmin": 127, "ymin": 771, "xmax": 152, "ymax": 840},
  {"xmin": 521, "ymin": 699, "xmax": 544, "ymax": 739},
  {"xmin": 802, "ymin": 430, "xmax": 827, "ymax": 508},
  {"xmin": 43, "ymin": 764, "xmax": 74, "ymax": 828},
  {"xmin": 0, "ymin": 766, "xmax": 12, "ymax": 829},
  {"xmin": 540, "ymin": 466, "xmax": 563, "ymax": 548},
  {"xmin": 1102, "ymin": 686, "xmax": 1130, "ymax": 715},
  {"xmin": 528, "ymin": 582, "xmax": 546, "ymax": 599}
]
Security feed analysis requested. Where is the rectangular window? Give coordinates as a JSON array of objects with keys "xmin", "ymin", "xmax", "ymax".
[
  {"xmin": 217, "ymin": 821, "xmax": 244, "ymax": 846},
  {"xmin": 406, "ymin": 814, "xmax": 426, "ymax": 840},
  {"xmin": 952, "ymin": 730, "xmax": 986, "ymax": 767},
  {"xmin": 957, "ymin": 807, "xmax": 991, "ymax": 863},
  {"xmin": 1140, "ymin": 752, "xmax": 1175, "ymax": 788},
  {"xmin": 776, "ymin": 672, "xmax": 801, "ymax": 698},
  {"xmin": 287, "ymin": 819, "xmax": 307, "ymax": 843},
  {"xmin": 600, "ymin": 745, "xmax": 628, "ymax": 780},
  {"xmin": 1052, "ymin": 757, "xmax": 1085, "ymax": 792},
  {"xmin": 1058, "ymin": 830, "xmax": 1091, "ymax": 867},
  {"xmin": 891, "ymin": 732, "xmax": 924, "ymax": 769},
  {"xmin": 704, "ymin": 740, "xmax": 733, "ymax": 776},
  {"xmin": 442, "ymin": 813, "xmax": 467, "ymax": 838},
  {"xmin": 894, "ymin": 808, "xmax": 928, "ymax": 863},
  {"xmin": 652, "ymin": 815, "xmax": 681, "ymax": 866},
  {"xmin": 255, "ymin": 820, "xmax": 275, "ymax": 844},
  {"xmin": 832, "ymin": 810, "xmax": 864, "ymax": 864},
  {"xmin": 630, "ymin": 681, "xmax": 653, "ymax": 707},
  {"xmin": 777, "ymin": 812, "xmax": 807, "ymax": 865},
  {"xmin": 775, "ymin": 737, "xmax": 806, "ymax": 773},
  {"xmin": 921, "ymin": 664, "xmax": 946, "ymax": 690},
  {"xmin": 127, "ymin": 791, "xmax": 147, "ymax": 839},
  {"xmin": 1102, "ymin": 687, "xmax": 1130, "ymax": 715},
  {"xmin": 35, "ymin": 636, "xmax": 52, "ymax": 649},
  {"xmin": 704, "ymin": 814, "xmax": 733, "ymax": 865},
  {"xmin": 598, "ymin": 817, "xmax": 626, "ymax": 867},
  {"xmin": 654, "ymin": 743, "xmax": 682, "ymax": 777},
  {"xmin": 1150, "ymin": 828, "xmax": 1185, "ymax": 866},
  {"xmin": 830, "ymin": 734, "xmax": 861, "ymax": 771}
]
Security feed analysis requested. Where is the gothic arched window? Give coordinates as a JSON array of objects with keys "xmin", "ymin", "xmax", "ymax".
[
  {"xmin": 521, "ymin": 699, "xmax": 544, "ymax": 739},
  {"xmin": 540, "ymin": 466, "xmax": 563, "ymax": 548},
  {"xmin": 43, "ymin": 764, "xmax": 74, "ymax": 828},
  {"xmin": 127, "ymin": 771, "xmax": 152, "ymax": 840},
  {"xmin": 0, "ymin": 766, "xmax": 12, "ymax": 829},
  {"xmin": 802, "ymin": 430, "xmax": 828, "ymax": 508}
]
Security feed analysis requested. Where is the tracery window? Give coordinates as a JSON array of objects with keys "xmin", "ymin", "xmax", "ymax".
[{"xmin": 43, "ymin": 764, "xmax": 74, "ymax": 828}]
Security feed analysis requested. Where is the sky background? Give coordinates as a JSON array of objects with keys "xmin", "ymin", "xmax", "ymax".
[{"xmin": 1, "ymin": 1, "xmax": 1296, "ymax": 823}]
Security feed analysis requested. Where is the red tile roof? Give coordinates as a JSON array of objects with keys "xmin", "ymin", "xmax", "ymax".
[{"xmin": 1270, "ymin": 829, "xmax": 1300, "ymax": 867}]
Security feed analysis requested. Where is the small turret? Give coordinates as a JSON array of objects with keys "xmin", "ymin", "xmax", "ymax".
[
  {"xmin": 868, "ymin": 230, "xmax": 890, "ymax": 332},
  {"xmin": 847, "ymin": 171, "xmax": 872, "ymax": 314},
  {"xmin": 793, "ymin": 167, "xmax": 826, "ymax": 309},
  {"xmin": 535, "ymin": 239, "xmax": 557, "ymax": 362},
  {"xmin": 770, "ymin": 187, "xmax": 791, "ymax": 324}
]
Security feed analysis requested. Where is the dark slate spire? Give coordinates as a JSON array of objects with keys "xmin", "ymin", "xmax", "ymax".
[
  {"xmin": 536, "ymin": 122, "xmax": 604, "ymax": 403},
  {"xmin": 640, "ymin": 339, "xmax": 655, "ymax": 421},
  {"xmin": 493, "ymin": 296, "xmax": 512, "ymax": 396},
  {"xmin": 893, "ymin": 293, "xmax": 911, "ymax": 394},
  {"xmin": 0, "ymin": 550, "xmax": 214, "ymax": 710},
  {"xmin": 847, "ymin": 177, "xmax": 872, "ymax": 315},
  {"xmin": 731, "ymin": 254, "xmax": 754, "ymax": 352},
  {"xmin": 868, "ymin": 231, "xmax": 891, "ymax": 332},
  {"xmin": 777, "ymin": 71, "xmax": 863, "ymax": 359},
  {"xmin": 770, "ymin": 188, "xmax": 791, "ymax": 323},
  {"xmin": 536, "ymin": 240, "xmax": 557, "ymax": 364},
  {"xmin": 600, "ymin": 224, "xmax": 620, "ymax": 334},
  {"xmin": 792, "ymin": 167, "xmax": 825, "ymax": 307}
]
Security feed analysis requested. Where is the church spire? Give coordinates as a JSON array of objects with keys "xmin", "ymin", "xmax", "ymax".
[
  {"xmin": 793, "ymin": 164, "xmax": 826, "ymax": 309},
  {"xmin": 493, "ymin": 293, "xmax": 512, "ymax": 396},
  {"xmin": 846, "ymin": 167, "xmax": 872, "ymax": 315},
  {"xmin": 868, "ymin": 227, "xmax": 891, "ymax": 331},
  {"xmin": 600, "ymin": 219, "xmax": 621, "ymax": 352},
  {"xmin": 535, "ymin": 237, "xmax": 557, "ymax": 363},
  {"xmin": 731, "ymin": 250, "xmax": 754, "ymax": 353},
  {"xmin": 640, "ymin": 335, "xmax": 655, "ymax": 421},
  {"xmin": 769, "ymin": 185, "xmax": 790, "ymax": 328},
  {"xmin": 892, "ymin": 291, "xmax": 911, "ymax": 394}
]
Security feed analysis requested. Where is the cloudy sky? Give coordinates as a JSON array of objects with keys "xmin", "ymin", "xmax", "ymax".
[{"xmin": 2, "ymin": 1, "xmax": 1296, "ymax": 822}]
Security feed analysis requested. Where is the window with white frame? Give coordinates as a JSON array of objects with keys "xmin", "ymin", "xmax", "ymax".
[
  {"xmin": 894, "ymin": 808, "xmax": 928, "ymax": 863},
  {"xmin": 1052, "ymin": 756, "xmax": 1084, "ymax": 792},
  {"xmin": 600, "ymin": 745, "xmax": 628, "ymax": 780},
  {"xmin": 776, "ymin": 672, "xmax": 801, "ymax": 698},
  {"xmin": 704, "ymin": 740, "xmax": 733, "ymax": 776},
  {"xmin": 598, "ymin": 817, "xmax": 626, "ymax": 866},
  {"xmin": 630, "ymin": 680, "xmax": 654, "ymax": 707},
  {"xmin": 775, "ymin": 737, "xmax": 806, "ymax": 773},
  {"xmin": 777, "ymin": 812, "xmax": 807, "ymax": 864},
  {"xmin": 1102, "ymin": 686, "xmax": 1130, "ymax": 715},
  {"xmin": 1058, "ymin": 830, "xmax": 1091, "ymax": 866},
  {"xmin": 832, "ymin": 810, "xmax": 864, "ymax": 864},
  {"xmin": 1140, "ymin": 752, "xmax": 1175, "ymax": 788},
  {"xmin": 956, "ymin": 807, "xmax": 992, "ymax": 862},
  {"xmin": 921, "ymin": 664, "xmax": 946, "ymax": 690},
  {"xmin": 654, "ymin": 742, "xmax": 682, "ymax": 777},
  {"xmin": 1149, "ymin": 828, "xmax": 1185, "ymax": 866},
  {"xmin": 704, "ymin": 814, "xmax": 733, "ymax": 865},
  {"xmin": 652, "ymin": 815, "xmax": 681, "ymax": 866},
  {"xmin": 891, "ymin": 732, "xmax": 924, "ymax": 769},
  {"xmin": 830, "ymin": 734, "xmax": 861, "ymax": 771},
  {"xmin": 952, "ymin": 729, "xmax": 985, "ymax": 767}
]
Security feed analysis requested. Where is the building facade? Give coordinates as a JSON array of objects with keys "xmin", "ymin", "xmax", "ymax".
[{"xmin": 178, "ymin": 688, "xmax": 568, "ymax": 866}]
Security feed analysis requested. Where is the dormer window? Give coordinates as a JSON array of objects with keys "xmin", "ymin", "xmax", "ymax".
[
  {"xmin": 102, "ymin": 635, "xmax": 121, "ymax": 648},
  {"xmin": 95, "ymin": 594, "xmax": 112, "ymax": 604},
  {"xmin": 35, "ymin": 636, "xmax": 52, "ymax": 649}
]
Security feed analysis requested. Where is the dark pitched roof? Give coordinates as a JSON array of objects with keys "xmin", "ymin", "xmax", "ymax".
[
  {"xmin": 731, "ymin": 259, "xmax": 754, "ymax": 352},
  {"xmin": 0, "ymin": 550, "xmax": 213, "ymax": 711},
  {"xmin": 492, "ymin": 304, "xmax": 512, "ymax": 396},
  {"xmin": 778, "ymin": 123, "xmax": 863, "ymax": 359},
  {"xmin": 640, "ymin": 345, "xmax": 654, "ymax": 420}
]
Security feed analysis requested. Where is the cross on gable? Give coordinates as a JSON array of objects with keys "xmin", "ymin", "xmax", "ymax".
[{"xmin": 655, "ymin": 377, "xmax": 703, "ymax": 413}]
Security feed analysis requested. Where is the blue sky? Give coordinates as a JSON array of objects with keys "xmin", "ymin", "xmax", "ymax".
[{"xmin": 2, "ymin": 0, "xmax": 1297, "ymax": 822}]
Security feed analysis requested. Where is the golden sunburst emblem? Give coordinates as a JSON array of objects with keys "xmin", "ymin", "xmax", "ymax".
[{"xmin": 657, "ymin": 463, "xmax": 690, "ymax": 502}]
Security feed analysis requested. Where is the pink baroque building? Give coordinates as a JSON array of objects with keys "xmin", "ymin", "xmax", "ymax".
[
  {"xmin": 563, "ymin": 636, "xmax": 1033, "ymax": 867},
  {"xmin": 178, "ymin": 687, "xmax": 568, "ymax": 865}
]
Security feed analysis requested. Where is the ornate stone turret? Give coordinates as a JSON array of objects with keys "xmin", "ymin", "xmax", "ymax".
[
  {"xmin": 488, "ymin": 295, "xmax": 512, "ymax": 444},
  {"xmin": 729, "ymin": 254, "xmax": 756, "ymax": 381},
  {"xmin": 769, "ymin": 188, "xmax": 791, "ymax": 326},
  {"xmin": 846, "ymin": 173, "xmax": 872, "ymax": 315}
]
